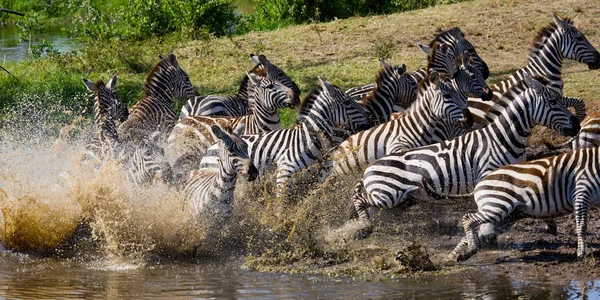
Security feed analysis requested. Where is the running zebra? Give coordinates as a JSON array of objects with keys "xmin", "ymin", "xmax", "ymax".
[
  {"xmin": 452, "ymin": 146, "xmax": 600, "ymax": 261},
  {"xmin": 123, "ymin": 133, "xmax": 174, "ymax": 186},
  {"xmin": 327, "ymin": 51, "xmax": 489, "ymax": 177},
  {"xmin": 177, "ymin": 124, "xmax": 258, "ymax": 223},
  {"xmin": 350, "ymin": 75, "xmax": 580, "ymax": 234},
  {"xmin": 82, "ymin": 76, "xmax": 128, "ymax": 164},
  {"xmin": 345, "ymin": 26, "xmax": 490, "ymax": 102},
  {"xmin": 250, "ymin": 77, "xmax": 371, "ymax": 197},
  {"xmin": 180, "ymin": 54, "xmax": 300, "ymax": 118},
  {"xmin": 118, "ymin": 54, "xmax": 196, "ymax": 142},
  {"xmin": 468, "ymin": 14, "xmax": 598, "ymax": 127},
  {"xmin": 166, "ymin": 71, "xmax": 296, "ymax": 173}
]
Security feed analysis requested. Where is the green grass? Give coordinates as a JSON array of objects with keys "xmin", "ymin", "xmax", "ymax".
[{"xmin": 1, "ymin": 0, "xmax": 600, "ymax": 131}]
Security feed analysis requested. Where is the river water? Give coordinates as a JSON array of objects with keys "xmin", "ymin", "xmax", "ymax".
[
  {"xmin": 2, "ymin": 253, "xmax": 598, "ymax": 299},
  {"xmin": 0, "ymin": 24, "xmax": 76, "ymax": 62}
]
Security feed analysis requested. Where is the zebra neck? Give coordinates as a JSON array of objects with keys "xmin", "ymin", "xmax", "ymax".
[
  {"xmin": 246, "ymin": 108, "xmax": 280, "ymax": 133},
  {"xmin": 301, "ymin": 119, "xmax": 333, "ymax": 147},
  {"xmin": 486, "ymin": 91, "xmax": 535, "ymax": 155},
  {"xmin": 493, "ymin": 36, "xmax": 564, "ymax": 94},
  {"xmin": 145, "ymin": 71, "xmax": 176, "ymax": 106},
  {"xmin": 216, "ymin": 163, "xmax": 238, "ymax": 188},
  {"xmin": 450, "ymin": 78, "xmax": 469, "ymax": 99},
  {"xmin": 401, "ymin": 95, "xmax": 439, "ymax": 144}
]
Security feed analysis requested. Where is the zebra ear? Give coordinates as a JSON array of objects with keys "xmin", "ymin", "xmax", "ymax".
[
  {"xmin": 257, "ymin": 54, "xmax": 272, "ymax": 67},
  {"xmin": 418, "ymin": 44, "xmax": 432, "ymax": 56},
  {"xmin": 250, "ymin": 53, "xmax": 260, "ymax": 65},
  {"xmin": 211, "ymin": 125, "xmax": 234, "ymax": 149},
  {"xmin": 318, "ymin": 76, "xmax": 337, "ymax": 97},
  {"xmin": 246, "ymin": 71, "xmax": 263, "ymax": 87},
  {"xmin": 524, "ymin": 74, "xmax": 544, "ymax": 93},
  {"xmin": 82, "ymin": 78, "xmax": 96, "ymax": 92},
  {"xmin": 106, "ymin": 75, "xmax": 118, "ymax": 90},
  {"xmin": 395, "ymin": 64, "xmax": 407, "ymax": 75},
  {"xmin": 167, "ymin": 54, "xmax": 179, "ymax": 67},
  {"xmin": 449, "ymin": 27, "xmax": 465, "ymax": 42},
  {"xmin": 553, "ymin": 13, "xmax": 570, "ymax": 31}
]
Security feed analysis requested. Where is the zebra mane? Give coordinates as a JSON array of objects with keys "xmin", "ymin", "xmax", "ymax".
[
  {"xmin": 296, "ymin": 87, "xmax": 324, "ymax": 122},
  {"xmin": 144, "ymin": 56, "xmax": 175, "ymax": 97},
  {"xmin": 428, "ymin": 27, "xmax": 462, "ymax": 48},
  {"xmin": 417, "ymin": 71, "xmax": 448, "ymax": 94},
  {"xmin": 247, "ymin": 68, "xmax": 269, "ymax": 114},
  {"xmin": 360, "ymin": 63, "xmax": 402, "ymax": 108},
  {"xmin": 93, "ymin": 79, "xmax": 107, "ymax": 116},
  {"xmin": 238, "ymin": 63, "xmax": 269, "ymax": 97},
  {"xmin": 490, "ymin": 74, "xmax": 551, "ymax": 112},
  {"xmin": 529, "ymin": 18, "xmax": 575, "ymax": 58}
]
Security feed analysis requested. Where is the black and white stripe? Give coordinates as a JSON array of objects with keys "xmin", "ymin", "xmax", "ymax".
[
  {"xmin": 351, "ymin": 75, "xmax": 580, "ymax": 228},
  {"xmin": 118, "ymin": 54, "xmax": 196, "ymax": 142},
  {"xmin": 250, "ymin": 77, "xmax": 371, "ymax": 197},
  {"xmin": 179, "ymin": 54, "xmax": 300, "ymax": 118},
  {"xmin": 452, "ymin": 146, "xmax": 600, "ymax": 261}
]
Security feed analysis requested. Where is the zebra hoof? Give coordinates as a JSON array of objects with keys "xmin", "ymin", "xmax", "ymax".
[
  {"xmin": 455, "ymin": 248, "xmax": 477, "ymax": 262},
  {"xmin": 353, "ymin": 222, "xmax": 373, "ymax": 240}
]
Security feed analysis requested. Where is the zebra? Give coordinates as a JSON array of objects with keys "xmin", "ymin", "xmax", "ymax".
[
  {"xmin": 350, "ymin": 75, "xmax": 580, "ymax": 235},
  {"xmin": 81, "ymin": 76, "xmax": 174, "ymax": 186},
  {"xmin": 82, "ymin": 76, "xmax": 128, "ymax": 164},
  {"xmin": 544, "ymin": 109, "xmax": 600, "ymax": 152},
  {"xmin": 176, "ymin": 124, "xmax": 258, "ymax": 226},
  {"xmin": 468, "ymin": 14, "xmax": 598, "ymax": 128},
  {"xmin": 250, "ymin": 77, "xmax": 371, "ymax": 197},
  {"xmin": 345, "ymin": 26, "xmax": 490, "ymax": 102},
  {"xmin": 166, "ymin": 71, "xmax": 296, "ymax": 174},
  {"xmin": 452, "ymin": 145, "xmax": 600, "ymax": 261},
  {"xmin": 331, "ymin": 42, "xmax": 468, "ymax": 144},
  {"xmin": 179, "ymin": 54, "xmax": 300, "ymax": 118},
  {"xmin": 327, "ymin": 50, "xmax": 490, "ymax": 177},
  {"xmin": 118, "ymin": 54, "xmax": 196, "ymax": 142}
]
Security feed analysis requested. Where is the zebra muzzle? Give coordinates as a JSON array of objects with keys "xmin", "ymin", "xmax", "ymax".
[
  {"xmin": 480, "ymin": 88, "xmax": 494, "ymax": 101},
  {"xmin": 247, "ymin": 164, "xmax": 259, "ymax": 182}
]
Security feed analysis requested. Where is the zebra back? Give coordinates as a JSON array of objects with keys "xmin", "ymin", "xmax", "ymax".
[{"xmin": 119, "ymin": 54, "xmax": 196, "ymax": 142}]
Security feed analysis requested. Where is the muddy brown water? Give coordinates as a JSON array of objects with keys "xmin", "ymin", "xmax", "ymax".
[{"xmin": 0, "ymin": 253, "xmax": 597, "ymax": 299}]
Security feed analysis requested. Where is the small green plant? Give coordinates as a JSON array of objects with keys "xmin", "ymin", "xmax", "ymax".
[{"xmin": 374, "ymin": 40, "xmax": 395, "ymax": 61}]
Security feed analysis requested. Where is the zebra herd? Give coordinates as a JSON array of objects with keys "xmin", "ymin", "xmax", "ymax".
[{"xmin": 82, "ymin": 14, "xmax": 600, "ymax": 262}]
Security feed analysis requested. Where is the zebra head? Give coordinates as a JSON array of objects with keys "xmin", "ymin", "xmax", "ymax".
[
  {"xmin": 420, "ymin": 42, "xmax": 457, "ymax": 79},
  {"xmin": 125, "ymin": 133, "xmax": 174, "ymax": 186},
  {"xmin": 250, "ymin": 53, "xmax": 301, "ymax": 104},
  {"xmin": 153, "ymin": 54, "xmax": 197, "ymax": 102},
  {"xmin": 524, "ymin": 74, "xmax": 580, "ymax": 137},
  {"xmin": 211, "ymin": 124, "xmax": 258, "ymax": 182},
  {"xmin": 83, "ymin": 75, "xmax": 129, "ymax": 124},
  {"xmin": 374, "ymin": 61, "xmax": 413, "ymax": 109},
  {"xmin": 246, "ymin": 71, "xmax": 296, "ymax": 113},
  {"xmin": 422, "ymin": 70, "xmax": 471, "ymax": 129},
  {"xmin": 548, "ymin": 14, "xmax": 600, "ymax": 70},
  {"xmin": 454, "ymin": 51, "xmax": 493, "ymax": 101},
  {"xmin": 432, "ymin": 27, "xmax": 490, "ymax": 79},
  {"xmin": 317, "ymin": 77, "xmax": 372, "ymax": 133}
]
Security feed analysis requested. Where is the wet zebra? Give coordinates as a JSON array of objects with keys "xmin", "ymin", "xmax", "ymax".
[
  {"xmin": 328, "ymin": 51, "xmax": 489, "ymax": 177},
  {"xmin": 82, "ymin": 76, "xmax": 128, "ymax": 164},
  {"xmin": 350, "ymin": 75, "xmax": 580, "ymax": 233},
  {"xmin": 118, "ymin": 54, "xmax": 196, "ymax": 142},
  {"xmin": 250, "ymin": 77, "xmax": 371, "ymax": 197},
  {"xmin": 468, "ymin": 14, "xmax": 598, "ymax": 127},
  {"xmin": 180, "ymin": 54, "xmax": 300, "ymax": 118},
  {"xmin": 123, "ymin": 133, "xmax": 174, "ymax": 186},
  {"xmin": 452, "ymin": 146, "xmax": 600, "ymax": 261},
  {"xmin": 177, "ymin": 124, "xmax": 258, "ymax": 222},
  {"xmin": 166, "ymin": 71, "xmax": 296, "ymax": 173}
]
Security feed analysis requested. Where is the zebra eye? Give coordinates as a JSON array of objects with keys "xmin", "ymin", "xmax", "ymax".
[
  {"xmin": 265, "ymin": 83, "xmax": 274, "ymax": 89},
  {"xmin": 576, "ymin": 35, "xmax": 584, "ymax": 42},
  {"xmin": 548, "ymin": 99, "xmax": 558, "ymax": 105}
]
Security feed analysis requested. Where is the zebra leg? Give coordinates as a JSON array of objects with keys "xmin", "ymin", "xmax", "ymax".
[
  {"xmin": 573, "ymin": 188, "xmax": 592, "ymax": 259},
  {"xmin": 350, "ymin": 181, "xmax": 373, "ymax": 239},
  {"xmin": 454, "ymin": 212, "xmax": 486, "ymax": 261}
]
